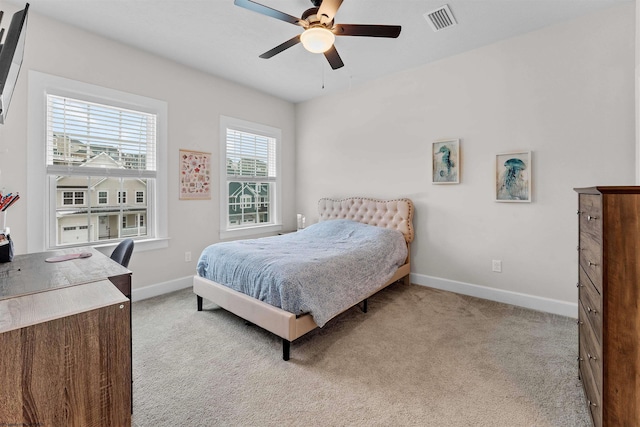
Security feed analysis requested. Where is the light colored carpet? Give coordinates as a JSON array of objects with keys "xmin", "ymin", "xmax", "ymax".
[{"xmin": 131, "ymin": 283, "xmax": 591, "ymax": 426}]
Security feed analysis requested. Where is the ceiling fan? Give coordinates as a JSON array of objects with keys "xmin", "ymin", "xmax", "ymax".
[{"xmin": 234, "ymin": 0, "xmax": 401, "ymax": 70}]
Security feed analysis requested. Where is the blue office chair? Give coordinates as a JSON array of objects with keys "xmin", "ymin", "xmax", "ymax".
[{"xmin": 110, "ymin": 238, "xmax": 134, "ymax": 268}]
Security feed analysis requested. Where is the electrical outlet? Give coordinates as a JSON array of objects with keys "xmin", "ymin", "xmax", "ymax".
[
  {"xmin": 185, "ymin": 251, "xmax": 192, "ymax": 262},
  {"xmin": 492, "ymin": 260, "xmax": 502, "ymax": 273}
]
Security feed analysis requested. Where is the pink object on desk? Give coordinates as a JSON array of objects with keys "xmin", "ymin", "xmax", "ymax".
[{"xmin": 45, "ymin": 252, "xmax": 93, "ymax": 263}]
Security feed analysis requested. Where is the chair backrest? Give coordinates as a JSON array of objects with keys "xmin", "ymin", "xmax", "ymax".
[{"xmin": 110, "ymin": 238, "xmax": 134, "ymax": 268}]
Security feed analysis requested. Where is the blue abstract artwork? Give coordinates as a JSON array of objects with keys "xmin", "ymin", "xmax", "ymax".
[
  {"xmin": 496, "ymin": 151, "xmax": 531, "ymax": 202},
  {"xmin": 432, "ymin": 139, "xmax": 460, "ymax": 184}
]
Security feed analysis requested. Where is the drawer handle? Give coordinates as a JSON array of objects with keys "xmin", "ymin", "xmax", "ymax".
[
  {"xmin": 588, "ymin": 353, "xmax": 598, "ymax": 361},
  {"xmin": 588, "ymin": 261, "xmax": 599, "ymax": 267},
  {"xmin": 587, "ymin": 215, "xmax": 599, "ymax": 221},
  {"xmin": 576, "ymin": 282, "xmax": 584, "ymax": 288},
  {"xmin": 576, "ymin": 320, "xmax": 584, "ymax": 325},
  {"xmin": 588, "ymin": 400, "xmax": 598, "ymax": 408},
  {"xmin": 577, "ymin": 356, "xmax": 584, "ymax": 362},
  {"xmin": 587, "ymin": 307, "xmax": 598, "ymax": 315}
]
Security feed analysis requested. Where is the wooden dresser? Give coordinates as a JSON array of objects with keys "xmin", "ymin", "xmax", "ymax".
[
  {"xmin": 575, "ymin": 186, "xmax": 640, "ymax": 427},
  {"xmin": 0, "ymin": 247, "xmax": 132, "ymax": 426}
]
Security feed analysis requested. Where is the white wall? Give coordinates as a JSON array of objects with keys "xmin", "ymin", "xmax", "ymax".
[
  {"xmin": 295, "ymin": 3, "xmax": 635, "ymax": 315},
  {"xmin": 637, "ymin": 0, "xmax": 640, "ymax": 185},
  {"xmin": 0, "ymin": 2, "xmax": 296, "ymax": 293}
]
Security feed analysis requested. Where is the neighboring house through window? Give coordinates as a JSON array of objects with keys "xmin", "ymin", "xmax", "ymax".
[
  {"xmin": 220, "ymin": 115, "xmax": 281, "ymax": 239},
  {"xmin": 27, "ymin": 71, "xmax": 168, "ymax": 251}
]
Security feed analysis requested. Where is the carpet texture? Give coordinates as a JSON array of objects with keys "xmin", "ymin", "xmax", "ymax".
[{"xmin": 131, "ymin": 284, "xmax": 591, "ymax": 426}]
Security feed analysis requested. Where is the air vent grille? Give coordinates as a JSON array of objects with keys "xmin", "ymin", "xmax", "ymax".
[{"xmin": 424, "ymin": 5, "xmax": 457, "ymax": 32}]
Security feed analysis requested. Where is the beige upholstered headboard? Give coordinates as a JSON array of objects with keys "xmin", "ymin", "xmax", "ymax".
[{"xmin": 317, "ymin": 197, "xmax": 414, "ymax": 243}]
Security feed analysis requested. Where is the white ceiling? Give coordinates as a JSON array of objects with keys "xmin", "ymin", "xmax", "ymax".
[{"xmin": 4, "ymin": 0, "xmax": 632, "ymax": 103}]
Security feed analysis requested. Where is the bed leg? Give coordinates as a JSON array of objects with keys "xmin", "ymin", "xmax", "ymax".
[
  {"xmin": 403, "ymin": 274, "xmax": 411, "ymax": 286},
  {"xmin": 361, "ymin": 298, "xmax": 368, "ymax": 313},
  {"xmin": 283, "ymin": 339, "xmax": 291, "ymax": 361},
  {"xmin": 197, "ymin": 295, "xmax": 203, "ymax": 311}
]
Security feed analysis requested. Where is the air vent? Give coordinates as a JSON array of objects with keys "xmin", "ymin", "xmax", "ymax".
[{"xmin": 424, "ymin": 5, "xmax": 457, "ymax": 32}]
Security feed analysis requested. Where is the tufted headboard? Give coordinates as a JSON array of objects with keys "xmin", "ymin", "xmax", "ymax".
[{"xmin": 317, "ymin": 197, "xmax": 414, "ymax": 243}]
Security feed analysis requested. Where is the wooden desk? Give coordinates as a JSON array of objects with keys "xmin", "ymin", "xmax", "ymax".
[{"xmin": 0, "ymin": 247, "xmax": 132, "ymax": 426}]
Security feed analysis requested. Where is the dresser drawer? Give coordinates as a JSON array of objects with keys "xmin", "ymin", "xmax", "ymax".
[
  {"xmin": 579, "ymin": 360, "xmax": 602, "ymax": 427},
  {"xmin": 578, "ymin": 266, "xmax": 602, "ymax": 344},
  {"xmin": 579, "ymin": 301, "xmax": 602, "ymax": 393},
  {"xmin": 579, "ymin": 231, "xmax": 602, "ymax": 293},
  {"xmin": 579, "ymin": 194, "xmax": 603, "ymax": 243}
]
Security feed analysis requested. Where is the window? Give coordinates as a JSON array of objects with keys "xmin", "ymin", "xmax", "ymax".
[
  {"xmin": 220, "ymin": 116, "xmax": 281, "ymax": 239},
  {"xmin": 47, "ymin": 95, "xmax": 153, "ymax": 246},
  {"xmin": 98, "ymin": 191, "xmax": 108, "ymax": 205},
  {"xmin": 27, "ymin": 71, "xmax": 168, "ymax": 252},
  {"xmin": 136, "ymin": 191, "xmax": 145, "ymax": 204},
  {"xmin": 240, "ymin": 194, "xmax": 252, "ymax": 209},
  {"xmin": 62, "ymin": 191, "xmax": 85, "ymax": 205}
]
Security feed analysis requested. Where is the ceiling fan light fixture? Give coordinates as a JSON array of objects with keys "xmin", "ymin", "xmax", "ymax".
[{"xmin": 300, "ymin": 27, "xmax": 335, "ymax": 53}]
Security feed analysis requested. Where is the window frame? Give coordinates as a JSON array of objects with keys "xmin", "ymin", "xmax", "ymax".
[
  {"xmin": 118, "ymin": 191, "xmax": 128, "ymax": 205},
  {"xmin": 219, "ymin": 115, "xmax": 282, "ymax": 240},
  {"xmin": 62, "ymin": 190, "xmax": 85, "ymax": 206},
  {"xmin": 98, "ymin": 190, "xmax": 108, "ymax": 205},
  {"xmin": 27, "ymin": 71, "xmax": 169, "ymax": 252}
]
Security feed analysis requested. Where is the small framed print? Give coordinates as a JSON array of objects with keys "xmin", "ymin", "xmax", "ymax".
[
  {"xmin": 496, "ymin": 151, "xmax": 531, "ymax": 202},
  {"xmin": 432, "ymin": 139, "xmax": 460, "ymax": 184},
  {"xmin": 179, "ymin": 149, "xmax": 212, "ymax": 200}
]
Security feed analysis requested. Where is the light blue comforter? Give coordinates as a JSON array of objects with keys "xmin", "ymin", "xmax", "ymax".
[{"xmin": 196, "ymin": 219, "xmax": 408, "ymax": 327}]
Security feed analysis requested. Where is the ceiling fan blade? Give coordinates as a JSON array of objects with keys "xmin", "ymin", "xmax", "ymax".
[
  {"xmin": 323, "ymin": 45, "xmax": 344, "ymax": 70},
  {"xmin": 259, "ymin": 35, "xmax": 301, "ymax": 59},
  {"xmin": 234, "ymin": 0, "xmax": 302, "ymax": 26},
  {"xmin": 333, "ymin": 24, "xmax": 401, "ymax": 38},
  {"xmin": 318, "ymin": 0, "xmax": 343, "ymax": 25}
]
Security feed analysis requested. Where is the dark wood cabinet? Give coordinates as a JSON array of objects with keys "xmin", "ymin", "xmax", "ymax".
[
  {"xmin": 0, "ymin": 248, "xmax": 132, "ymax": 426},
  {"xmin": 575, "ymin": 186, "xmax": 640, "ymax": 427}
]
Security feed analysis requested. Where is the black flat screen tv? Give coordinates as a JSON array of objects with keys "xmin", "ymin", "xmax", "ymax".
[{"xmin": 0, "ymin": 3, "xmax": 29, "ymax": 125}]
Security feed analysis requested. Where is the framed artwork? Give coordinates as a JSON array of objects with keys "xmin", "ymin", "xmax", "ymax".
[
  {"xmin": 496, "ymin": 151, "xmax": 531, "ymax": 202},
  {"xmin": 179, "ymin": 149, "xmax": 211, "ymax": 200},
  {"xmin": 432, "ymin": 139, "xmax": 460, "ymax": 184}
]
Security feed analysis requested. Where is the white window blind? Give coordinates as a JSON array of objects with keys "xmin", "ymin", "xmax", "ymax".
[
  {"xmin": 226, "ymin": 129, "xmax": 276, "ymax": 181},
  {"xmin": 46, "ymin": 94, "xmax": 156, "ymax": 177}
]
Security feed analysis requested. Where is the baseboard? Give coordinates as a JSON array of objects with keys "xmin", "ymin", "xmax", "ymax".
[
  {"xmin": 131, "ymin": 275, "xmax": 193, "ymax": 302},
  {"xmin": 410, "ymin": 273, "xmax": 578, "ymax": 318},
  {"xmin": 132, "ymin": 273, "xmax": 579, "ymax": 318}
]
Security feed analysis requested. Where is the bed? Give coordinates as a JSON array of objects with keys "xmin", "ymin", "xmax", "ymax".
[{"xmin": 193, "ymin": 197, "xmax": 414, "ymax": 360}]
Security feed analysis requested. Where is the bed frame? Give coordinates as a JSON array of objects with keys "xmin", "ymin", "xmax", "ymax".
[{"xmin": 193, "ymin": 197, "xmax": 414, "ymax": 360}]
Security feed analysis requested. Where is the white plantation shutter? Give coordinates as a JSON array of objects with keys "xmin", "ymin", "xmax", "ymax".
[
  {"xmin": 46, "ymin": 94, "xmax": 157, "ymax": 177},
  {"xmin": 226, "ymin": 129, "xmax": 276, "ymax": 181}
]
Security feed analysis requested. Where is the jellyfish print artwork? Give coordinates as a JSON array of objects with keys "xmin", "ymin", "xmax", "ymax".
[
  {"xmin": 496, "ymin": 153, "xmax": 530, "ymax": 201},
  {"xmin": 432, "ymin": 140, "xmax": 459, "ymax": 184}
]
